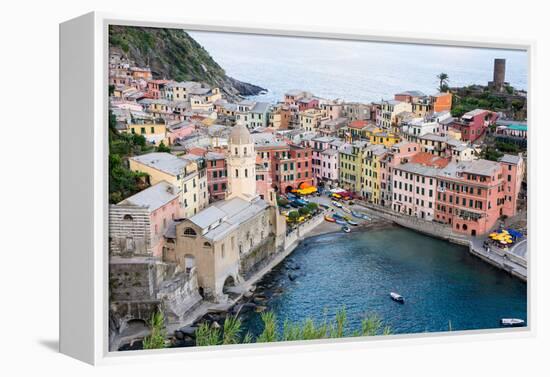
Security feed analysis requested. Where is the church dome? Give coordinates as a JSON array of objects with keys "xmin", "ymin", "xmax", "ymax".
[{"xmin": 229, "ymin": 124, "xmax": 253, "ymax": 145}]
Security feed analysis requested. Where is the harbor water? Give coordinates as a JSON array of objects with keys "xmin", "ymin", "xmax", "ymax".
[{"xmin": 241, "ymin": 227, "xmax": 527, "ymax": 336}]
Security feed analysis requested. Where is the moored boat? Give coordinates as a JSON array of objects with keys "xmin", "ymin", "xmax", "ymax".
[
  {"xmin": 324, "ymin": 215, "xmax": 336, "ymax": 222},
  {"xmin": 390, "ymin": 292, "xmax": 404, "ymax": 303},
  {"xmin": 500, "ymin": 318, "xmax": 525, "ymax": 327}
]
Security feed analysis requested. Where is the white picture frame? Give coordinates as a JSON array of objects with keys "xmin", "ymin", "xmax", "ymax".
[{"xmin": 59, "ymin": 11, "xmax": 535, "ymax": 365}]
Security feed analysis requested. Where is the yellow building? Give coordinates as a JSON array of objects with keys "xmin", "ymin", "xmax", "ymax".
[
  {"xmin": 129, "ymin": 152, "xmax": 208, "ymax": 218},
  {"xmin": 370, "ymin": 131, "xmax": 401, "ymax": 147},
  {"xmin": 361, "ymin": 144, "xmax": 387, "ymax": 204},
  {"xmin": 124, "ymin": 120, "xmax": 168, "ymax": 145},
  {"xmin": 339, "ymin": 141, "xmax": 367, "ymax": 193},
  {"xmin": 299, "ymin": 108, "xmax": 326, "ymax": 131}
]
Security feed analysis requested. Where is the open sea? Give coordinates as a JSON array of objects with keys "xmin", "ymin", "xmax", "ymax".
[{"xmin": 190, "ymin": 30, "xmax": 528, "ymax": 104}]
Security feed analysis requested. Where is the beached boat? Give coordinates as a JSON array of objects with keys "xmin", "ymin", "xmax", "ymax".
[
  {"xmin": 347, "ymin": 220, "xmax": 359, "ymax": 226},
  {"xmin": 332, "ymin": 212, "xmax": 344, "ymax": 219},
  {"xmin": 361, "ymin": 214, "xmax": 371, "ymax": 221},
  {"xmin": 342, "ymin": 206, "xmax": 351, "ymax": 214},
  {"xmin": 500, "ymin": 318, "xmax": 525, "ymax": 327},
  {"xmin": 351, "ymin": 210, "xmax": 364, "ymax": 219},
  {"xmin": 341, "ymin": 226, "xmax": 351, "ymax": 233},
  {"xmin": 390, "ymin": 292, "xmax": 404, "ymax": 303},
  {"xmin": 331, "ymin": 200, "xmax": 343, "ymax": 208},
  {"xmin": 324, "ymin": 215, "xmax": 336, "ymax": 222},
  {"xmin": 335, "ymin": 219, "xmax": 347, "ymax": 225}
]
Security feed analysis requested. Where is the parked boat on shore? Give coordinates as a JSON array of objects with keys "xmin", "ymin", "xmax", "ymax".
[{"xmin": 324, "ymin": 215, "xmax": 336, "ymax": 222}]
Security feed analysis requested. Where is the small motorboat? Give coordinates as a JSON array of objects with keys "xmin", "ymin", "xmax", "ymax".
[
  {"xmin": 335, "ymin": 219, "xmax": 347, "ymax": 225},
  {"xmin": 341, "ymin": 226, "xmax": 351, "ymax": 233},
  {"xmin": 351, "ymin": 210, "xmax": 364, "ymax": 219},
  {"xmin": 347, "ymin": 220, "xmax": 359, "ymax": 226},
  {"xmin": 342, "ymin": 206, "xmax": 351, "ymax": 214},
  {"xmin": 332, "ymin": 212, "xmax": 344, "ymax": 219},
  {"xmin": 390, "ymin": 292, "xmax": 404, "ymax": 303},
  {"xmin": 361, "ymin": 214, "xmax": 371, "ymax": 221},
  {"xmin": 331, "ymin": 200, "xmax": 343, "ymax": 208},
  {"xmin": 500, "ymin": 318, "xmax": 525, "ymax": 327},
  {"xmin": 324, "ymin": 215, "xmax": 336, "ymax": 223}
]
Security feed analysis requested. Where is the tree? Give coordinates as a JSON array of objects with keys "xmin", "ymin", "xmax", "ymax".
[
  {"xmin": 298, "ymin": 207, "xmax": 310, "ymax": 217},
  {"xmin": 142, "ymin": 310, "xmax": 166, "ymax": 349},
  {"xmin": 288, "ymin": 211, "xmax": 300, "ymax": 223},
  {"xmin": 156, "ymin": 141, "xmax": 171, "ymax": 153},
  {"xmin": 437, "ymin": 73, "xmax": 449, "ymax": 92},
  {"xmin": 305, "ymin": 202, "xmax": 318, "ymax": 213}
]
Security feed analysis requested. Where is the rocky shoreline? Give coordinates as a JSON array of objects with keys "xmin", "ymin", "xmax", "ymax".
[{"xmin": 168, "ymin": 215, "xmax": 394, "ymax": 348}]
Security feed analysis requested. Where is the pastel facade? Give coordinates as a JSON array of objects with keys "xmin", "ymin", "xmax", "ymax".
[
  {"xmin": 339, "ymin": 141, "xmax": 367, "ymax": 193},
  {"xmin": 377, "ymin": 100, "xmax": 413, "ymax": 130},
  {"xmin": 499, "ymin": 154, "xmax": 525, "ymax": 218},
  {"xmin": 129, "ymin": 152, "xmax": 207, "ymax": 218},
  {"xmin": 361, "ymin": 144, "xmax": 387, "ymax": 204},
  {"xmin": 434, "ymin": 159, "xmax": 507, "ymax": 236},
  {"xmin": 109, "ymin": 181, "xmax": 181, "ymax": 258},
  {"xmin": 451, "ymin": 109, "xmax": 498, "ymax": 143},
  {"xmin": 205, "ymin": 151, "xmax": 228, "ymax": 202},
  {"xmin": 379, "ymin": 141, "xmax": 422, "ymax": 207},
  {"xmin": 125, "ymin": 120, "xmax": 168, "ymax": 145}
]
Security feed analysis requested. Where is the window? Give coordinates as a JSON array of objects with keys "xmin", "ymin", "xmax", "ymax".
[
  {"xmin": 123, "ymin": 214, "xmax": 133, "ymax": 221},
  {"xmin": 204, "ymin": 242, "xmax": 212, "ymax": 248},
  {"xmin": 183, "ymin": 227, "xmax": 197, "ymax": 237}
]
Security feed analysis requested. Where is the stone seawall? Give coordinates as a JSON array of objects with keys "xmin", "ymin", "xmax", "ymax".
[{"xmin": 358, "ymin": 202, "xmax": 527, "ymax": 282}]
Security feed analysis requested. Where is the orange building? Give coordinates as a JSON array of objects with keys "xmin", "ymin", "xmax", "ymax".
[{"xmin": 433, "ymin": 92, "xmax": 453, "ymax": 113}]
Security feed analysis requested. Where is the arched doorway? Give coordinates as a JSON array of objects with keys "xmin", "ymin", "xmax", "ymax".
[{"xmin": 222, "ymin": 275, "xmax": 236, "ymax": 294}]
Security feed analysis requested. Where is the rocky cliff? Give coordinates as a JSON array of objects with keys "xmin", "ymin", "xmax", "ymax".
[{"xmin": 109, "ymin": 25, "xmax": 265, "ymax": 98}]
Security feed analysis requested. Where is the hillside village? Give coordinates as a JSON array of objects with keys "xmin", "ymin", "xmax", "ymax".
[{"xmin": 108, "ymin": 49, "xmax": 527, "ymax": 349}]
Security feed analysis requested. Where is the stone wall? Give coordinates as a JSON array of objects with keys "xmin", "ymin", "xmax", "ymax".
[
  {"xmin": 109, "ymin": 205, "xmax": 152, "ymax": 256},
  {"xmin": 239, "ymin": 235, "xmax": 276, "ymax": 280}
]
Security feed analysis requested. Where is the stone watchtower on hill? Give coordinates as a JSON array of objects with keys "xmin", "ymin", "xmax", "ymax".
[
  {"xmin": 227, "ymin": 124, "xmax": 257, "ymax": 201},
  {"xmin": 488, "ymin": 58, "xmax": 509, "ymax": 92}
]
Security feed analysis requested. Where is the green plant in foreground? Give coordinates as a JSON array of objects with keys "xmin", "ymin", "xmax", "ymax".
[
  {"xmin": 142, "ymin": 310, "xmax": 166, "ymax": 349},
  {"xmin": 190, "ymin": 307, "xmax": 394, "ymax": 348}
]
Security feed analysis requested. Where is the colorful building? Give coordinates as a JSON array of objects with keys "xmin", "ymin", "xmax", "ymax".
[
  {"xmin": 339, "ymin": 141, "xmax": 367, "ymax": 193},
  {"xmin": 361, "ymin": 144, "xmax": 387, "ymax": 204},
  {"xmin": 109, "ymin": 181, "xmax": 181, "ymax": 258},
  {"xmin": 376, "ymin": 100, "xmax": 413, "ymax": 129},
  {"xmin": 434, "ymin": 159, "xmax": 507, "ymax": 236},
  {"xmin": 450, "ymin": 109, "xmax": 498, "ymax": 143}
]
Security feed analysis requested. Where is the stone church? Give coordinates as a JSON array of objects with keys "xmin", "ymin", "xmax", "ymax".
[{"xmin": 174, "ymin": 123, "xmax": 286, "ymax": 302}]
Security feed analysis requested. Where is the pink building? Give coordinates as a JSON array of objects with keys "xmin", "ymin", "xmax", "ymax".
[
  {"xmin": 205, "ymin": 151, "xmax": 228, "ymax": 202},
  {"xmin": 499, "ymin": 154, "xmax": 525, "ymax": 218},
  {"xmin": 256, "ymin": 156, "xmax": 273, "ymax": 200},
  {"xmin": 320, "ymin": 148, "xmax": 339, "ymax": 187},
  {"xmin": 391, "ymin": 153, "xmax": 449, "ymax": 220},
  {"xmin": 379, "ymin": 141, "xmax": 421, "ymax": 207},
  {"xmin": 111, "ymin": 181, "xmax": 181, "ymax": 258},
  {"xmin": 167, "ymin": 121, "xmax": 196, "ymax": 145},
  {"xmin": 310, "ymin": 136, "xmax": 336, "ymax": 186},
  {"xmin": 450, "ymin": 109, "xmax": 498, "ymax": 143},
  {"xmin": 435, "ymin": 159, "xmax": 507, "ymax": 236}
]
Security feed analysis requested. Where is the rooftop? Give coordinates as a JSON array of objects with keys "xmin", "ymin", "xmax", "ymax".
[
  {"xmin": 187, "ymin": 197, "xmax": 269, "ymax": 241},
  {"xmin": 439, "ymin": 159, "xmax": 501, "ymax": 178},
  {"xmin": 499, "ymin": 154, "xmax": 523, "ymax": 165},
  {"xmin": 130, "ymin": 152, "xmax": 190, "ymax": 176},
  {"xmin": 118, "ymin": 181, "xmax": 179, "ymax": 212}
]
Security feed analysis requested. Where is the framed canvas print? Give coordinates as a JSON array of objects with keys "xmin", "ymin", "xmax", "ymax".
[{"xmin": 60, "ymin": 12, "xmax": 533, "ymax": 365}]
